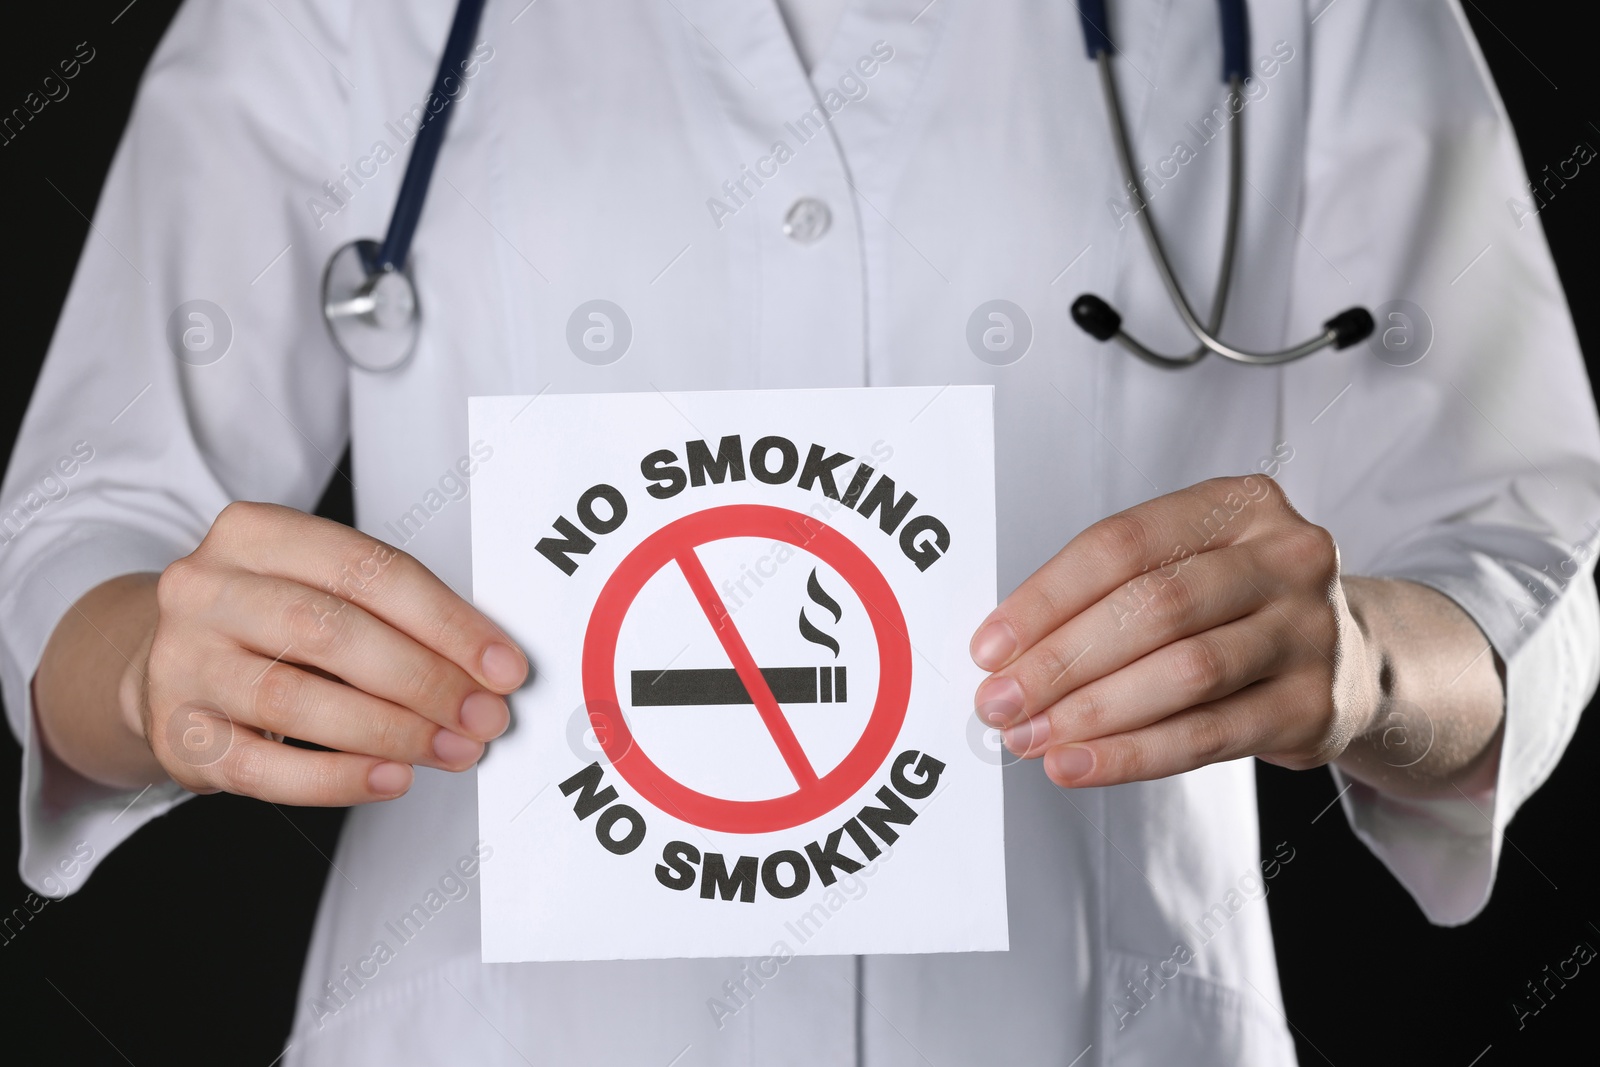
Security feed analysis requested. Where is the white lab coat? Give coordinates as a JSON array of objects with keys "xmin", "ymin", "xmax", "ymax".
[{"xmin": 4, "ymin": 1, "xmax": 1598, "ymax": 1064}]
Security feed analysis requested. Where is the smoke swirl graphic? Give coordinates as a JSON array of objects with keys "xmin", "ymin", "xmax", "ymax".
[{"xmin": 798, "ymin": 568, "xmax": 842, "ymax": 657}]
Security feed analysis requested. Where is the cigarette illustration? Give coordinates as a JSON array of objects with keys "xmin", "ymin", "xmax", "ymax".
[
  {"xmin": 632, "ymin": 568, "xmax": 850, "ymax": 707},
  {"xmin": 631, "ymin": 665, "xmax": 848, "ymax": 706}
]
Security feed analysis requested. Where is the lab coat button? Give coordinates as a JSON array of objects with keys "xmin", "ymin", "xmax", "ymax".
[{"xmin": 783, "ymin": 198, "xmax": 831, "ymax": 243}]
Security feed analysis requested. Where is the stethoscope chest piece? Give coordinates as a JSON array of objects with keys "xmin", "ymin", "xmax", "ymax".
[{"xmin": 321, "ymin": 238, "xmax": 421, "ymax": 374}]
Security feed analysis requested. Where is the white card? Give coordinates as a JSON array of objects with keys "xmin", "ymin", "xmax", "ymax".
[{"xmin": 470, "ymin": 386, "xmax": 1007, "ymax": 962}]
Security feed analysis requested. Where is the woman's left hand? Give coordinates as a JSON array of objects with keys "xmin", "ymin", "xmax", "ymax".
[{"xmin": 971, "ymin": 475, "xmax": 1381, "ymax": 787}]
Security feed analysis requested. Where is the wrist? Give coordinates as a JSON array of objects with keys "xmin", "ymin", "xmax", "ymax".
[
  {"xmin": 33, "ymin": 572, "xmax": 169, "ymax": 789},
  {"xmin": 1329, "ymin": 575, "xmax": 1505, "ymax": 797},
  {"xmin": 1335, "ymin": 576, "xmax": 1390, "ymax": 749},
  {"xmin": 116, "ymin": 627, "xmax": 157, "ymax": 752}
]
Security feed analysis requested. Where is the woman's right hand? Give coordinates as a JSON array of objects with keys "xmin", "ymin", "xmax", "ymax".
[{"xmin": 115, "ymin": 501, "xmax": 527, "ymax": 805}]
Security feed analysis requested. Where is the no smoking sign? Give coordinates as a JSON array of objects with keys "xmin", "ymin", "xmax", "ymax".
[
  {"xmin": 586, "ymin": 504, "xmax": 910, "ymax": 835},
  {"xmin": 471, "ymin": 387, "xmax": 1007, "ymax": 962}
]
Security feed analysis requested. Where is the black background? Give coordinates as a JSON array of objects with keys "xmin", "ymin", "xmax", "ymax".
[{"xmin": 2, "ymin": 2, "xmax": 1596, "ymax": 1064}]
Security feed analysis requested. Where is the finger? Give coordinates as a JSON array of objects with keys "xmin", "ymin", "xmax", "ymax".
[
  {"xmin": 159, "ymin": 711, "xmax": 415, "ymax": 805},
  {"xmin": 1037, "ymin": 678, "xmax": 1293, "ymax": 788},
  {"xmin": 974, "ymin": 544, "xmax": 1270, "ymax": 728},
  {"xmin": 200, "ymin": 571, "xmax": 509, "ymax": 741},
  {"xmin": 970, "ymin": 476, "xmax": 1285, "ymax": 671},
  {"xmin": 202, "ymin": 502, "xmax": 528, "ymax": 692},
  {"xmin": 1001, "ymin": 614, "xmax": 1289, "ymax": 757},
  {"xmin": 210, "ymin": 650, "xmax": 484, "ymax": 771}
]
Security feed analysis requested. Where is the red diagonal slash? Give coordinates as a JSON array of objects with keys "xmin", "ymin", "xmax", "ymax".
[{"xmin": 674, "ymin": 547, "xmax": 820, "ymax": 787}]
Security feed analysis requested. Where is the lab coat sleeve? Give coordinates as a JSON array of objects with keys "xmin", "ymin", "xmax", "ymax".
[
  {"xmin": 0, "ymin": 0, "xmax": 355, "ymax": 897},
  {"xmin": 1278, "ymin": 0, "xmax": 1600, "ymax": 924}
]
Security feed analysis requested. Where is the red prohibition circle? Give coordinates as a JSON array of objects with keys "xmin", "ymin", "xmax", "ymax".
[{"xmin": 581, "ymin": 504, "xmax": 912, "ymax": 834}]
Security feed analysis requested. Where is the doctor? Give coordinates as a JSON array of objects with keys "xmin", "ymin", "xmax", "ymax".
[{"xmin": 4, "ymin": 1, "xmax": 1597, "ymax": 1064}]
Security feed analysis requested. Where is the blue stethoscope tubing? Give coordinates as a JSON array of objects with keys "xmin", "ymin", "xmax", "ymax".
[
  {"xmin": 1070, "ymin": 0, "xmax": 1374, "ymax": 367},
  {"xmin": 322, "ymin": 0, "xmax": 1372, "ymax": 373},
  {"xmin": 320, "ymin": 0, "xmax": 490, "ymax": 372},
  {"xmin": 378, "ymin": 0, "xmax": 491, "ymax": 274}
]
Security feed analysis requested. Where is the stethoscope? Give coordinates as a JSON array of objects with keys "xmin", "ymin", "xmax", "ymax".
[
  {"xmin": 322, "ymin": 0, "xmax": 1374, "ymax": 374},
  {"xmin": 320, "ymin": 0, "xmax": 488, "ymax": 372},
  {"xmin": 1069, "ymin": 0, "xmax": 1373, "ymax": 366}
]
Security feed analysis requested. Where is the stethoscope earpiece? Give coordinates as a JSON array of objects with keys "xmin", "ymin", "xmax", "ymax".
[
  {"xmin": 1325, "ymin": 308, "xmax": 1377, "ymax": 350},
  {"xmin": 1070, "ymin": 295, "xmax": 1122, "ymax": 343}
]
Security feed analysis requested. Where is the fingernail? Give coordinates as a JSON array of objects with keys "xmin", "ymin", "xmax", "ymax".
[
  {"xmin": 461, "ymin": 691, "xmax": 510, "ymax": 740},
  {"xmin": 481, "ymin": 642, "xmax": 527, "ymax": 690},
  {"xmin": 975, "ymin": 675, "xmax": 1025, "ymax": 727},
  {"xmin": 433, "ymin": 729, "xmax": 484, "ymax": 766},
  {"xmin": 368, "ymin": 761, "xmax": 413, "ymax": 797},
  {"xmin": 971, "ymin": 620, "xmax": 1016, "ymax": 671},
  {"xmin": 1003, "ymin": 714, "xmax": 1050, "ymax": 755},
  {"xmin": 1047, "ymin": 746, "xmax": 1095, "ymax": 784}
]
